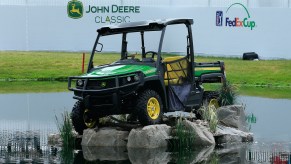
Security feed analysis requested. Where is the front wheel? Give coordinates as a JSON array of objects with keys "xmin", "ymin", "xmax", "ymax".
[
  {"xmin": 136, "ymin": 89, "xmax": 163, "ymax": 125},
  {"xmin": 71, "ymin": 101, "xmax": 98, "ymax": 135}
]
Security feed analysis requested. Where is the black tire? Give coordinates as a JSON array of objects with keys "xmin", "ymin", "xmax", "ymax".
[
  {"xmin": 71, "ymin": 101, "xmax": 87, "ymax": 135},
  {"xmin": 71, "ymin": 101, "xmax": 98, "ymax": 135},
  {"xmin": 136, "ymin": 89, "xmax": 163, "ymax": 125}
]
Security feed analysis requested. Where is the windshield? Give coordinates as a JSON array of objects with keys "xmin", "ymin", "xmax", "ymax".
[
  {"xmin": 89, "ymin": 23, "xmax": 190, "ymax": 70},
  {"xmin": 90, "ymin": 31, "xmax": 162, "ymax": 68}
]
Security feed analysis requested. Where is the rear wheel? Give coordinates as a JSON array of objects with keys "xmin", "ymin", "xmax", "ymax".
[
  {"xmin": 136, "ymin": 89, "xmax": 163, "ymax": 125},
  {"xmin": 71, "ymin": 101, "xmax": 98, "ymax": 135}
]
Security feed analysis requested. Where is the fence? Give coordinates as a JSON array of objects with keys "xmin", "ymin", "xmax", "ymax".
[{"xmin": 246, "ymin": 150, "xmax": 291, "ymax": 163}]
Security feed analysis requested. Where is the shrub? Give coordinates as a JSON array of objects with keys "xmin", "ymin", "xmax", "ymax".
[{"xmin": 218, "ymin": 80, "xmax": 238, "ymax": 106}]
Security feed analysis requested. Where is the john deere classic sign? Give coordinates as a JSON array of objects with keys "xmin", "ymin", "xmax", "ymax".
[
  {"xmin": 67, "ymin": 0, "xmax": 140, "ymax": 24},
  {"xmin": 67, "ymin": 0, "xmax": 83, "ymax": 19}
]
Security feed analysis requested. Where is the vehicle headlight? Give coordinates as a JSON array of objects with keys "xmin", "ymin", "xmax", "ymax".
[
  {"xmin": 134, "ymin": 75, "xmax": 139, "ymax": 81},
  {"xmin": 77, "ymin": 79, "xmax": 84, "ymax": 86},
  {"xmin": 127, "ymin": 76, "xmax": 132, "ymax": 82}
]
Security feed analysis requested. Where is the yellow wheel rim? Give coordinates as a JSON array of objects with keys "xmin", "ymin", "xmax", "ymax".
[
  {"xmin": 209, "ymin": 99, "xmax": 219, "ymax": 109},
  {"xmin": 147, "ymin": 97, "xmax": 160, "ymax": 120},
  {"xmin": 84, "ymin": 109, "xmax": 96, "ymax": 128}
]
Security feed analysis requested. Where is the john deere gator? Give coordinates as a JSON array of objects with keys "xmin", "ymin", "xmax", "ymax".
[{"xmin": 68, "ymin": 18, "xmax": 226, "ymax": 134}]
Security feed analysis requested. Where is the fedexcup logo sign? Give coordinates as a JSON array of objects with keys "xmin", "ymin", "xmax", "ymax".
[
  {"xmin": 67, "ymin": 0, "xmax": 83, "ymax": 19},
  {"xmin": 216, "ymin": 3, "xmax": 256, "ymax": 30}
]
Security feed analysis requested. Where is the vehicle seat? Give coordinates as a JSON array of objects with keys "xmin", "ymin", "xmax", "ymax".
[{"xmin": 163, "ymin": 56, "xmax": 188, "ymax": 86}]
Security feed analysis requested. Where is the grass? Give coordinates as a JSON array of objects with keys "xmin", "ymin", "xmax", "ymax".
[
  {"xmin": 55, "ymin": 111, "xmax": 75, "ymax": 149},
  {"xmin": 218, "ymin": 81, "xmax": 238, "ymax": 106},
  {"xmin": 198, "ymin": 105, "xmax": 218, "ymax": 133},
  {"xmin": 196, "ymin": 55, "xmax": 291, "ymax": 87},
  {"xmin": 169, "ymin": 117, "xmax": 196, "ymax": 151},
  {"xmin": 0, "ymin": 51, "xmax": 291, "ymax": 98},
  {"xmin": 55, "ymin": 111, "xmax": 75, "ymax": 164},
  {"xmin": 0, "ymin": 51, "xmax": 121, "ymax": 80},
  {"xmin": 0, "ymin": 81, "xmax": 67, "ymax": 93},
  {"xmin": 55, "ymin": 111, "xmax": 75, "ymax": 163}
]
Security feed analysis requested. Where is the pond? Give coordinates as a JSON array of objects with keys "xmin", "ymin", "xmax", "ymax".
[{"xmin": 1, "ymin": 92, "xmax": 291, "ymax": 163}]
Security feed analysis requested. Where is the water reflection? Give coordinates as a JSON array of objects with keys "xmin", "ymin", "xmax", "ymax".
[
  {"xmin": 1, "ymin": 93, "xmax": 291, "ymax": 163},
  {"xmin": 240, "ymin": 96, "xmax": 291, "ymax": 142},
  {"xmin": 82, "ymin": 146, "xmax": 128, "ymax": 162}
]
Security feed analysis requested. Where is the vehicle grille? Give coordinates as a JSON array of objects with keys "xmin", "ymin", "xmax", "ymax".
[{"xmin": 86, "ymin": 78, "xmax": 115, "ymax": 90}]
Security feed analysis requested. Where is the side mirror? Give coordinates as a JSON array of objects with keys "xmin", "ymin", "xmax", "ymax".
[{"xmin": 96, "ymin": 43, "xmax": 103, "ymax": 52}]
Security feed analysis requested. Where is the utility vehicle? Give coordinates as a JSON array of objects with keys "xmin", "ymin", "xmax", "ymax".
[{"xmin": 68, "ymin": 18, "xmax": 225, "ymax": 134}]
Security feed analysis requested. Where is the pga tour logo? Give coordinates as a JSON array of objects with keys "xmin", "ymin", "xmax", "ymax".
[
  {"xmin": 216, "ymin": 11, "xmax": 223, "ymax": 26},
  {"xmin": 216, "ymin": 3, "xmax": 256, "ymax": 30}
]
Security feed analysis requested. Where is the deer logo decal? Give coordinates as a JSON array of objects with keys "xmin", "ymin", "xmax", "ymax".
[{"xmin": 67, "ymin": 0, "xmax": 83, "ymax": 19}]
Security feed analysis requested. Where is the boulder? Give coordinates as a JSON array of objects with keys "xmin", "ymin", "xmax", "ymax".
[
  {"xmin": 81, "ymin": 128, "xmax": 129, "ymax": 147},
  {"xmin": 127, "ymin": 124, "xmax": 171, "ymax": 148},
  {"xmin": 182, "ymin": 120, "xmax": 215, "ymax": 146},
  {"xmin": 216, "ymin": 105, "xmax": 248, "ymax": 132},
  {"xmin": 214, "ymin": 124, "xmax": 253, "ymax": 144}
]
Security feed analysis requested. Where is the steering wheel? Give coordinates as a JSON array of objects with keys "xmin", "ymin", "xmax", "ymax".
[
  {"xmin": 126, "ymin": 53, "xmax": 136, "ymax": 59},
  {"xmin": 145, "ymin": 51, "xmax": 158, "ymax": 59}
]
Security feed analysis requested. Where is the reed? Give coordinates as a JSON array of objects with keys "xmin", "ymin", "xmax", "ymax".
[
  {"xmin": 218, "ymin": 81, "xmax": 238, "ymax": 106},
  {"xmin": 170, "ymin": 117, "xmax": 196, "ymax": 151},
  {"xmin": 198, "ymin": 105, "xmax": 218, "ymax": 133},
  {"xmin": 55, "ymin": 111, "xmax": 75, "ymax": 149}
]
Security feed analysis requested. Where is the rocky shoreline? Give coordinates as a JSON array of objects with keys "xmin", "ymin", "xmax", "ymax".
[{"xmin": 49, "ymin": 105, "xmax": 253, "ymax": 148}]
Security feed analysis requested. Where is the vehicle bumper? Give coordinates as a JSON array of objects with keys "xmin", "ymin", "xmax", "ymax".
[{"xmin": 68, "ymin": 73, "xmax": 144, "ymax": 115}]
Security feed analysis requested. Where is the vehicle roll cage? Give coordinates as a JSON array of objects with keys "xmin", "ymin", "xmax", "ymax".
[{"xmin": 88, "ymin": 18, "xmax": 195, "ymax": 82}]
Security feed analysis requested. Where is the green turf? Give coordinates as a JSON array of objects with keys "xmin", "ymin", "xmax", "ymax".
[
  {"xmin": 0, "ymin": 81, "xmax": 67, "ymax": 93},
  {"xmin": 0, "ymin": 51, "xmax": 291, "ymax": 99},
  {"xmin": 0, "ymin": 51, "xmax": 119, "ymax": 80},
  {"xmin": 196, "ymin": 56, "xmax": 291, "ymax": 87}
]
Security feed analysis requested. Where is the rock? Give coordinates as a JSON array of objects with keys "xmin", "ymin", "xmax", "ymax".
[
  {"xmin": 127, "ymin": 124, "xmax": 171, "ymax": 148},
  {"xmin": 217, "ymin": 105, "xmax": 248, "ymax": 132},
  {"xmin": 48, "ymin": 133, "xmax": 61, "ymax": 145},
  {"xmin": 82, "ymin": 146, "xmax": 128, "ymax": 161},
  {"xmin": 128, "ymin": 147, "xmax": 170, "ymax": 164},
  {"xmin": 214, "ymin": 124, "xmax": 253, "ymax": 144},
  {"xmin": 81, "ymin": 127, "xmax": 129, "ymax": 147},
  {"xmin": 182, "ymin": 120, "xmax": 215, "ymax": 146}
]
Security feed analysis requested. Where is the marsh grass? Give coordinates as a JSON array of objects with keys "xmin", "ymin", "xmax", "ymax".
[
  {"xmin": 208, "ymin": 152, "xmax": 220, "ymax": 164},
  {"xmin": 55, "ymin": 111, "xmax": 75, "ymax": 149},
  {"xmin": 198, "ymin": 105, "xmax": 218, "ymax": 133},
  {"xmin": 218, "ymin": 81, "xmax": 238, "ymax": 106},
  {"xmin": 55, "ymin": 111, "xmax": 75, "ymax": 163},
  {"xmin": 169, "ymin": 117, "xmax": 196, "ymax": 151}
]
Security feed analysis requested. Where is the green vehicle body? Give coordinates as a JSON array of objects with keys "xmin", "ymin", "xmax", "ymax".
[
  {"xmin": 87, "ymin": 65, "xmax": 157, "ymax": 77},
  {"xmin": 68, "ymin": 18, "xmax": 226, "ymax": 134}
]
